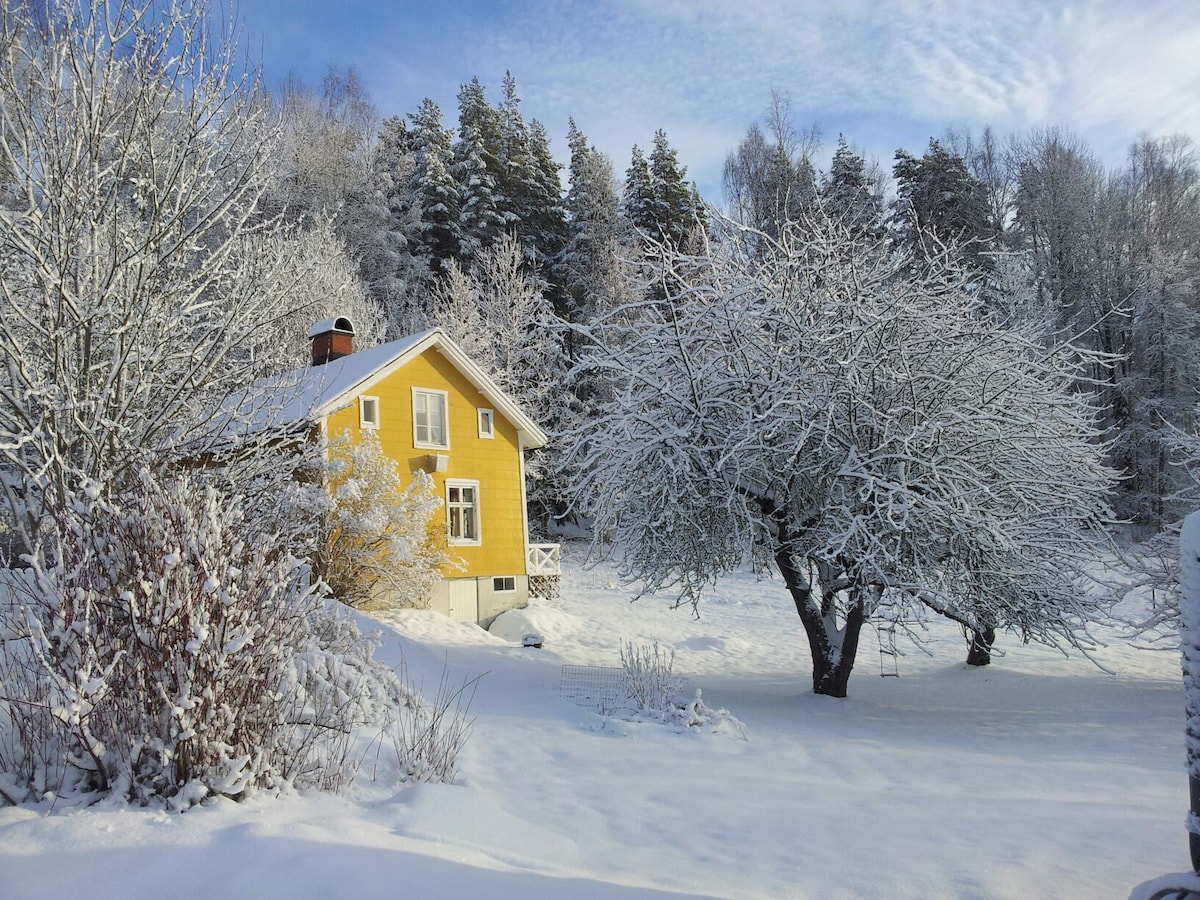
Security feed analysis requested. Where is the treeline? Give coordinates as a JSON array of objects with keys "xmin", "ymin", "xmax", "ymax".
[
  {"xmin": 301, "ymin": 69, "xmax": 1199, "ymax": 531},
  {"xmin": 265, "ymin": 69, "xmax": 700, "ymax": 339}
]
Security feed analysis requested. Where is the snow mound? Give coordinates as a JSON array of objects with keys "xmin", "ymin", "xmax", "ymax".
[{"xmin": 488, "ymin": 608, "xmax": 546, "ymax": 646}]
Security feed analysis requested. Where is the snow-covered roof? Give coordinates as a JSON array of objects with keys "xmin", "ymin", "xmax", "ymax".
[{"xmin": 213, "ymin": 328, "xmax": 548, "ymax": 449}]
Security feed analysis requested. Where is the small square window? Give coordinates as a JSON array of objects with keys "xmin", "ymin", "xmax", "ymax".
[
  {"xmin": 493, "ymin": 576, "xmax": 515, "ymax": 593},
  {"xmin": 478, "ymin": 408, "xmax": 495, "ymax": 439},
  {"xmin": 360, "ymin": 396, "xmax": 380, "ymax": 429}
]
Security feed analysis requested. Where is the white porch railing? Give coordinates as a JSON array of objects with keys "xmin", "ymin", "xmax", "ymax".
[{"xmin": 526, "ymin": 543, "xmax": 561, "ymax": 576}]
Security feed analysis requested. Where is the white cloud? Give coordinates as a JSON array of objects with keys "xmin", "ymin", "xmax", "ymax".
[{"xmin": 241, "ymin": 0, "xmax": 1200, "ymax": 197}]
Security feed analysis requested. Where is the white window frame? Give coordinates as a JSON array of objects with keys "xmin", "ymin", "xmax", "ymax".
[
  {"xmin": 412, "ymin": 387, "xmax": 449, "ymax": 449},
  {"xmin": 359, "ymin": 395, "xmax": 380, "ymax": 430},
  {"xmin": 493, "ymin": 575, "xmax": 515, "ymax": 593},
  {"xmin": 477, "ymin": 407, "xmax": 495, "ymax": 439},
  {"xmin": 446, "ymin": 479, "xmax": 481, "ymax": 546}
]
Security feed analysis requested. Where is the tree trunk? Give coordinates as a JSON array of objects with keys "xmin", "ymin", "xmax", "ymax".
[
  {"xmin": 966, "ymin": 625, "xmax": 995, "ymax": 667},
  {"xmin": 773, "ymin": 539, "xmax": 865, "ymax": 698}
]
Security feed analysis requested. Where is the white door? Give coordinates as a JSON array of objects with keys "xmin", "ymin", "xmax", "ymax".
[{"xmin": 447, "ymin": 579, "xmax": 479, "ymax": 624}]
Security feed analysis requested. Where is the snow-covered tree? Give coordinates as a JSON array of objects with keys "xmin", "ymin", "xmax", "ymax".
[
  {"xmin": 260, "ymin": 220, "xmax": 388, "ymax": 364},
  {"xmin": 452, "ymin": 77, "xmax": 505, "ymax": 262},
  {"xmin": 722, "ymin": 93, "xmax": 819, "ymax": 245},
  {"xmin": 495, "ymin": 74, "xmax": 568, "ymax": 279},
  {"xmin": 622, "ymin": 145, "xmax": 655, "ymax": 238},
  {"xmin": 1111, "ymin": 135, "xmax": 1200, "ymax": 527},
  {"xmin": 316, "ymin": 432, "xmax": 447, "ymax": 610},
  {"xmin": 426, "ymin": 235, "xmax": 572, "ymax": 529},
  {"xmin": 568, "ymin": 212, "xmax": 1116, "ymax": 697},
  {"xmin": 646, "ymin": 129, "xmax": 705, "ymax": 250},
  {"xmin": 0, "ymin": 0, "xmax": 310, "ymax": 548},
  {"xmin": 560, "ymin": 119, "xmax": 627, "ymax": 332},
  {"xmin": 893, "ymin": 139, "xmax": 996, "ymax": 277},
  {"xmin": 404, "ymin": 98, "xmax": 461, "ymax": 273},
  {"xmin": 269, "ymin": 68, "xmax": 379, "ymax": 229},
  {"xmin": 820, "ymin": 135, "xmax": 883, "ymax": 237}
]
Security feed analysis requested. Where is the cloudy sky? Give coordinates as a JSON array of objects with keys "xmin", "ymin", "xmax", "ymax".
[{"xmin": 236, "ymin": 0, "xmax": 1200, "ymax": 202}]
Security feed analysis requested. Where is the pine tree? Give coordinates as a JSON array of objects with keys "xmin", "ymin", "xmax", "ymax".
[
  {"xmin": 524, "ymin": 120, "xmax": 569, "ymax": 275},
  {"xmin": 648, "ymin": 129, "xmax": 704, "ymax": 248},
  {"xmin": 821, "ymin": 135, "xmax": 882, "ymax": 236},
  {"xmin": 560, "ymin": 119, "xmax": 625, "ymax": 332},
  {"xmin": 368, "ymin": 116, "xmax": 432, "ymax": 334},
  {"xmin": 622, "ymin": 144, "xmax": 656, "ymax": 236},
  {"xmin": 494, "ymin": 74, "xmax": 568, "ymax": 276}
]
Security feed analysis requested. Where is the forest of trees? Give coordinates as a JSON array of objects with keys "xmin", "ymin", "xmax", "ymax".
[{"xmin": 258, "ymin": 64, "xmax": 1200, "ymax": 541}]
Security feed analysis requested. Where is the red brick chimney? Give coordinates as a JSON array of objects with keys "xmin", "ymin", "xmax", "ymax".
[{"xmin": 309, "ymin": 316, "xmax": 354, "ymax": 366}]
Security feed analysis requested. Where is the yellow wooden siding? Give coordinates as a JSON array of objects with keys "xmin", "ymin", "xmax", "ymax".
[{"xmin": 323, "ymin": 347, "xmax": 528, "ymax": 579}]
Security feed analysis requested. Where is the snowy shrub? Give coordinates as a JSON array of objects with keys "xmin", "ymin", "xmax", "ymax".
[
  {"xmin": 316, "ymin": 432, "xmax": 448, "ymax": 610},
  {"xmin": 620, "ymin": 640, "xmax": 682, "ymax": 712},
  {"xmin": 388, "ymin": 658, "xmax": 478, "ymax": 784},
  {"xmin": 0, "ymin": 468, "xmax": 468, "ymax": 808},
  {"xmin": 617, "ymin": 640, "xmax": 744, "ymax": 737}
]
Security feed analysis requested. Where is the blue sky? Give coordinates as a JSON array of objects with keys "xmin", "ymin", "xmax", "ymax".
[{"xmin": 236, "ymin": 0, "xmax": 1200, "ymax": 202}]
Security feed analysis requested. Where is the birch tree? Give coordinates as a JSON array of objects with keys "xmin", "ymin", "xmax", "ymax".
[
  {"xmin": 0, "ymin": 0, "xmax": 306, "ymax": 547},
  {"xmin": 569, "ymin": 213, "xmax": 1116, "ymax": 697}
]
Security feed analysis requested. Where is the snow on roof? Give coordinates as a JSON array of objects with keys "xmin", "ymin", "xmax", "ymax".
[{"xmin": 211, "ymin": 329, "xmax": 548, "ymax": 449}]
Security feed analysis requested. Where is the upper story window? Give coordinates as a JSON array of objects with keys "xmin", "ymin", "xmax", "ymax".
[
  {"xmin": 478, "ymin": 408, "xmax": 495, "ymax": 439},
  {"xmin": 413, "ymin": 388, "xmax": 449, "ymax": 449},
  {"xmin": 359, "ymin": 395, "xmax": 380, "ymax": 430}
]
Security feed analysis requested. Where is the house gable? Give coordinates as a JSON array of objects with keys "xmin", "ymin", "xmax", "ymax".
[{"xmin": 321, "ymin": 341, "xmax": 533, "ymax": 585}]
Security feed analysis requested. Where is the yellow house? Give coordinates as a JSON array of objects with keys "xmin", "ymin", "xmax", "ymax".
[{"xmin": 229, "ymin": 317, "xmax": 559, "ymax": 626}]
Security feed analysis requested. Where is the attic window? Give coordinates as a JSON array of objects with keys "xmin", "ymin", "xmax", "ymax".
[
  {"xmin": 360, "ymin": 396, "xmax": 380, "ymax": 429},
  {"xmin": 413, "ymin": 388, "xmax": 448, "ymax": 449},
  {"xmin": 478, "ymin": 408, "xmax": 495, "ymax": 439}
]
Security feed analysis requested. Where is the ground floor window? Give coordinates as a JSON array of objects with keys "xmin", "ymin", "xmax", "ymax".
[
  {"xmin": 493, "ymin": 576, "xmax": 515, "ymax": 592},
  {"xmin": 446, "ymin": 479, "xmax": 480, "ymax": 545}
]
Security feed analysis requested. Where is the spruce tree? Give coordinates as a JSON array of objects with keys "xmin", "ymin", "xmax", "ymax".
[
  {"xmin": 453, "ymin": 78, "xmax": 505, "ymax": 262},
  {"xmin": 821, "ymin": 135, "xmax": 882, "ymax": 236},
  {"xmin": 622, "ymin": 144, "xmax": 655, "ymax": 236},
  {"xmin": 561, "ymin": 118, "xmax": 623, "ymax": 329},
  {"xmin": 648, "ymin": 129, "xmax": 704, "ymax": 249},
  {"xmin": 893, "ymin": 139, "xmax": 994, "ymax": 275},
  {"xmin": 405, "ymin": 98, "xmax": 461, "ymax": 273}
]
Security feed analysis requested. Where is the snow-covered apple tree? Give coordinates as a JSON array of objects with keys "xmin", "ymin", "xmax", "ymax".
[{"xmin": 568, "ymin": 212, "xmax": 1117, "ymax": 697}]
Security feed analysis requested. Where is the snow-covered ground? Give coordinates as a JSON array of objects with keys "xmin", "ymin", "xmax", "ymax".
[{"xmin": 1, "ymin": 544, "xmax": 1189, "ymax": 899}]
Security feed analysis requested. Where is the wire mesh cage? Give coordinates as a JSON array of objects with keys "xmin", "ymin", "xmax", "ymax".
[{"xmin": 559, "ymin": 664, "xmax": 626, "ymax": 712}]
